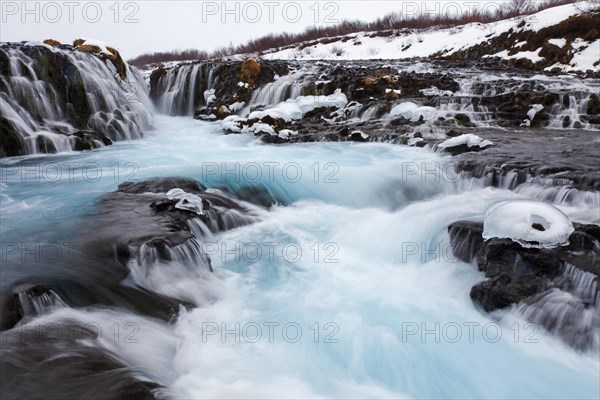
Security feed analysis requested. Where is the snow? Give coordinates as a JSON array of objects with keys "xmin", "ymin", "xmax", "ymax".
[
  {"xmin": 166, "ymin": 188, "xmax": 205, "ymax": 215},
  {"xmin": 247, "ymin": 89, "xmax": 348, "ymax": 122},
  {"xmin": 527, "ymin": 104, "xmax": 545, "ymax": 121},
  {"xmin": 250, "ymin": 123, "xmax": 276, "ymax": 135},
  {"xmin": 569, "ymin": 39, "xmax": 600, "ymax": 72},
  {"xmin": 488, "ymin": 49, "xmax": 544, "ymax": 64},
  {"xmin": 438, "ymin": 134, "xmax": 492, "ymax": 149},
  {"xmin": 482, "ymin": 200, "xmax": 574, "ymax": 249},
  {"xmin": 351, "ymin": 130, "xmax": 369, "ymax": 139},
  {"xmin": 259, "ymin": 2, "xmax": 594, "ymax": 72},
  {"xmin": 204, "ymin": 89, "xmax": 216, "ymax": 104},
  {"xmin": 228, "ymin": 102, "xmax": 245, "ymax": 112},
  {"xmin": 514, "ymin": 41, "xmax": 528, "ymax": 48},
  {"xmin": 389, "ymin": 102, "xmax": 437, "ymax": 122},
  {"xmin": 278, "ymin": 129, "xmax": 298, "ymax": 139},
  {"xmin": 390, "ymin": 102, "xmax": 418, "ymax": 119},
  {"xmin": 548, "ymin": 38, "xmax": 567, "ymax": 48},
  {"xmin": 221, "ymin": 116, "xmax": 245, "ymax": 133},
  {"xmin": 80, "ymin": 38, "xmax": 114, "ymax": 56}
]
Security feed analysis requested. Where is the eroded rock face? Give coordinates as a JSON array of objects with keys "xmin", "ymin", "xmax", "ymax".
[
  {"xmin": 451, "ymin": 129, "xmax": 600, "ymax": 191},
  {"xmin": 1, "ymin": 42, "xmax": 152, "ymax": 157}
]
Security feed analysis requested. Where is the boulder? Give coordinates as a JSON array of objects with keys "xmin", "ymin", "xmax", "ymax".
[
  {"xmin": 240, "ymin": 58, "xmax": 261, "ymax": 83},
  {"xmin": 448, "ymin": 221, "xmax": 600, "ymax": 312},
  {"xmin": 42, "ymin": 39, "xmax": 61, "ymax": 47}
]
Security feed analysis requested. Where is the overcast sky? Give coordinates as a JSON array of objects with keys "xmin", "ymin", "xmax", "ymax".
[{"xmin": 2, "ymin": 0, "xmax": 515, "ymax": 58}]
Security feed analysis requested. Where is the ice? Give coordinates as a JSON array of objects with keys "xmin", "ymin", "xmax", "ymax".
[
  {"xmin": 351, "ymin": 130, "xmax": 369, "ymax": 139},
  {"xmin": 483, "ymin": 200, "xmax": 575, "ymax": 248},
  {"xmin": 412, "ymin": 106, "xmax": 437, "ymax": 122},
  {"xmin": 389, "ymin": 102, "xmax": 437, "ymax": 122},
  {"xmin": 438, "ymin": 134, "xmax": 492, "ymax": 149},
  {"xmin": 166, "ymin": 188, "xmax": 205, "ymax": 215}
]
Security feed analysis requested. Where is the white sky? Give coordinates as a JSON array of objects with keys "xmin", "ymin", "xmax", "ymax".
[{"xmin": 1, "ymin": 0, "xmax": 528, "ymax": 58}]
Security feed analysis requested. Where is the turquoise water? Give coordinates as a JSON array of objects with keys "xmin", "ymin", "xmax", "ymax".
[{"xmin": 1, "ymin": 116, "xmax": 599, "ymax": 399}]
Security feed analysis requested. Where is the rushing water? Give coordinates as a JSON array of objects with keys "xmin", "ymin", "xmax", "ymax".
[{"xmin": 1, "ymin": 116, "xmax": 599, "ymax": 399}]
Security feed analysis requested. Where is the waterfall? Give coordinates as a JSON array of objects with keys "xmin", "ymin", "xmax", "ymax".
[
  {"xmin": 154, "ymin": 62, "xmax": 219, "ymax": 116},
  {"xmin": 517, "ymin": 264, "xmax": 599, "ymax": 352},
  {"xmin": 240, "ymin": 72, "xmax": 304, "ymax": 116},
  {"xmin": 547, "ymin": 93, "xmax": 596, "ymax": 129},
  {"xmin": 0, "ymin": 43, "xmax": 154, "ymax": 157},
  {"xmin": 15, "ymin": 287, "xmax": 67, "ymax": 320}
]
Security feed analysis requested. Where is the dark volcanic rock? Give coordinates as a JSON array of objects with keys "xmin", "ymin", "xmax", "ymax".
[
  {"xmin": 1, "ymin": 177, "xmax": 259, "ymax": 332},
  {"xmin": 449, "ymin": 221, "xmax": 600, "ymax": 311},
  {"xmin": 452, "ymin": 129, "xmax": 600, "ymax": 191},
  {"xmin": 1, "ymin": 321, "xmax": 162, "ymax": 400},
  {"xmin": 0, "ymin": 117, "xmax": 25, "ymax": 157},
  {"xmin": 448, "ymin": 220, "xmax": 600, "ymax": 350},
  {"xmin": 88, "ymin": 177, "xmax": 257, "ymax": 266}
]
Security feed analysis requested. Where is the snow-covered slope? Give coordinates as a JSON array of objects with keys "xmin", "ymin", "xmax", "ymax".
[{"xmin": 261, "ymin": 2, "xmax": 599, "ymax": 73}]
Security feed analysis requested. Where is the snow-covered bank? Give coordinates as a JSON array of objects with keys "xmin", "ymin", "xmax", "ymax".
[{"xmin": 260, "ymin": 2, "xmax": 599, "ymax": 74}]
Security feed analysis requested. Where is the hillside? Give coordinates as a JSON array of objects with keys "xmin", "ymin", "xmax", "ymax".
[{"xmin": 259, "ymin": 2, "xmax": 599, "ymax": 75}]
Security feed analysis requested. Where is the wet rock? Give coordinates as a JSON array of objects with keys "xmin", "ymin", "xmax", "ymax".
[
  {"xmin": 35, "ymin": 135, "xmax": 57, "ymax": 153},
  {"xmin": 454, "ymin": 113, "xmax": 475, "ymax": 127},
  {"xmin": 1, "ymin": 321, "xmax": 163, "ymax": 399},
  {"xmin": 88, "ymin": 177, "xmax": 258, "ymax": 269},
  {"xmin": 452, "ymin": 130, "xmax": 600, "ymax": 191},
  {"xmin": 72, "ymin": 130, "xmax": 112, "ymax": 151},
  {"xmin": 0, "ymin": 117, "xmax": 25, "ymax": 157},
  {"xmin": 448, "ymin": 221, "xmax": 600, "ymax": 312}
]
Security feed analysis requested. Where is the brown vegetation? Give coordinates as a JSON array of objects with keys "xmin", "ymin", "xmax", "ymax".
[{"xmin": 129, "ymin": 0, "xmax": 579, "ymax": 68}]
